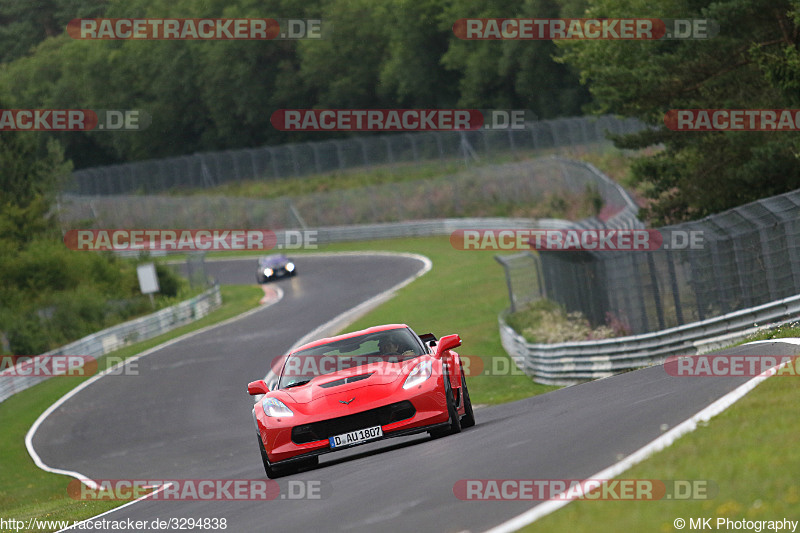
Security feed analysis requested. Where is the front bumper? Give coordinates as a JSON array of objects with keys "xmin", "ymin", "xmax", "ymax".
[
  {"xmin": 260, "ymin": 267, "xmax": 292, "ymax": 279},
  {"xmin": 255, "ymin": 377, "xmax": 450, "ymax": 464}
]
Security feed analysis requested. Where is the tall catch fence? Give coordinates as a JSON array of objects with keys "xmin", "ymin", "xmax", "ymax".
[
  {"xmin": 498, "ymin": 187, "xmax": 800, "ymax": 337},
  {"xmin": 58, "ymin": 156, "xmax": 642, "ymax": 230},
  {"xmin": 48, "ymin": 111, "xmax": 800, "ymax": 385},
  {"xmin": 66, "ymin": 115, "xmax": 645, "ymax": 196}
]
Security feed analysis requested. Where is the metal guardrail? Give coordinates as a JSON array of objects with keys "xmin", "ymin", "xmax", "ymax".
[
  {"xmin": 51, "ymin": 123, "xmax": 800, "ymax": 390},
  {"xmin": 0, "ymin": 284, "xmax": 222, "ymax": 404},
  {"xmin": 483, "ymin": 156, "xmax": 800, "ymax": 385},
  {"xmin": 290, "ymin": 216, "xmax": 575, "ymax": 244},
  {"xmin": 499, "ymin": 290, "xmax": 800, "ymax": 386},
  {"xmin": 501, "ymin": 178, "xmax": 800, "ymax": 337}
]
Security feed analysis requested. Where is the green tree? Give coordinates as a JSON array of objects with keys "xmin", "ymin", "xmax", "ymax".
[
  {"xmin": 559, "ymin": 0, "xmax": 800, "ymax": 224},
  {"xmin": 0, "ymin": 0, "xmax": 595, "ymax": 167},
  {"xmin": 0, "ymin": 126, "xmax": 71, "ymax": 245},
  {"xmin": 0, "ymin": 0, "xmax": 107, "ymax": 63},
  {"xmin": 441, "ymin": 0, "xmax": 590, "ymax": 117},
  {"xmin": 0, "ymin": 124, "xmax": 71, "ymax": 354}
]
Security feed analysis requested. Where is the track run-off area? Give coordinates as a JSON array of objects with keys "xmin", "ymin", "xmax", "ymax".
[{"xmin": 24, "ymin": 254, "xmax": 800, "ymax": 532}]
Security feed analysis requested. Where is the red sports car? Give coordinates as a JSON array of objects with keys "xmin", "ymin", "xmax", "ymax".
[{"xmin": 247, "ymin": 324, "xmax": 475, "ymax": 478}]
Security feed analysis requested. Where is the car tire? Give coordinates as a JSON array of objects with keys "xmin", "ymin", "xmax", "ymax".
[
  {"xmin": 295, "ymin": 456, "xmax": 318, "ymax": 471},
  {"xmin": 258, "ymin": 435, "xmax": 317, "ymax": 478},
  {"xmin": 258, "ymin": 435, "xmax": 286, "ymax": 479},
  {"xmin": 459, "ymin": 369, "xmax": 475, "ymax": 428},
  {"xmin": 429, "ymin": 366, "xmax": 461, "ymax": 438}
]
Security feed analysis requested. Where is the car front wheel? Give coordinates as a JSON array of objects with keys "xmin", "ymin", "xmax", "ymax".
[
  {"xmin": 258, "ymin": 435, "xmax": 280, "ymax": 478},
  {"xmin": 460, "ymin": 369, "xmax": 475, "ymax": 428},
  {"xmin": 429, "ymin": 367, "xmax": 461, "ymax": 438}
]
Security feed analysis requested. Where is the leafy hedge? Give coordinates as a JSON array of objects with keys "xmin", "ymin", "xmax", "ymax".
[{"xmin": 0, "ymin": 239, "xmax": 188, "ymax": 355}]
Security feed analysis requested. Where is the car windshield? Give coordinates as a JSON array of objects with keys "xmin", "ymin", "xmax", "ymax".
[
  {"xmin": 260, "ymin": 254, "xmax": 286, "ymax": 265},
  {"xmin": 277, "ymin": 328, "xmax": 425, "ymax": 389}
]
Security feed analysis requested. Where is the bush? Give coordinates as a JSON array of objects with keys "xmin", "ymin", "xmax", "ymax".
[
  {"xmin": 0, "ymin": 237, "xmax": 193, "ymax": 355},
  {"xmin": 45, "ymin": 289, "xmax": 109, "ymax": 345},
  {"xmin": 506, "ymin": 299, "xmax": 617, "ymax": 343},
  {"xmin": 154, "ymin": 263, "xmax": 182, "ymax": 298},
  {"xmin": 4, "ymin": 313, "xmax": 50, "ymax": 356}
]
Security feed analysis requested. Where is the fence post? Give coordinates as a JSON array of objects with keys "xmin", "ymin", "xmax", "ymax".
[
  {"xmin": 665, "ymin": 249, "xmax": 684, "ymax": 326},
  {"xmin": 630, "ymin": 254, "xmax": 649, "ymax": 332},
  {"xmin": 646, "ymin": 252, "xmax": 665, "ymax": 330}
]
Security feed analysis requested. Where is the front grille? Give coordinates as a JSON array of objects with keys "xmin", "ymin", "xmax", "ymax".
[{"xmin": 291, "ymin": 401, "xmax": 416, "ymax": 444}]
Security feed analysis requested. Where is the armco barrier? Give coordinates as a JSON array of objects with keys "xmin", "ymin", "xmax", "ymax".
[
  {"xmin": 508, "ymin": 181, "xmax": 800, "ymax": 336},
  {"xmin": 0, "ymin": 284, "xmax": 221, "ymax": 403},
  {"xmin": 499, "ymin": 293, "xmax": 800, "ymax": 386},
  {"xmin": 56, "ymin": 143, "xmax": 800, "ymax": 387},
  {"xmin": 297, "ymin": 216, "xmax": 575, "ymax": 244},
  {"xmin": 491, "ymin": 160, "xmax": 800, "ymax": 384}
]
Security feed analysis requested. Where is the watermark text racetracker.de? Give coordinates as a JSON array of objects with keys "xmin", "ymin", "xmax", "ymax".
[
  {"xmin": 665, "ymin": 109, "xmax": 800, "ymax": 131},
  {"xmin": 673, "ymin": 517, "xmax": 798, "ymax": 532},
  {"xmin": 450, "ymin": 228, "xmax": 705, "ymax": 251},
  {"xmin": 64, "ymin": 229, "xmax": 318, "ymax": 252},
  {"xmin": 460, "ymin": 355, "xmax": 525, "ymax": 377},
  {"xmin": 454, "ymin": 478, "xmax": 717, "ymax": 501},
  {"xmin": 270, "ymin": 109, "xmax": 535, "ymax": 131},
  {"xmin": 272, "ymin": 354, "xmax": 521, "ymax": 379},
  {"xmin": 0, "ymin": 109, "xmax": 150, "ymax": 131},
  {"xmin": 68, "ymin": 18, "xmax": 329, "ymax": 40},
  {"xmin": 1, "ymin": 355, "xmax": 94, "ymax": 377},
  {"xmin": 0, "ymin": 355, "xmax": 138, "ymax": 377},
  {"xmin": 68, "ymin": 479, "xmax": 331, "ymax": 501},
  {"xmin": 665, "ymin": 354, "xmax": 800, "ymax": 377},
  {"xmin": 452, "ymin": 18, "xmax": 719, "ymax": 40}
]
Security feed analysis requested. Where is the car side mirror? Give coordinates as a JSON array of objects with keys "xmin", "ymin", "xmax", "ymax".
[
  {"xmin": 435, "ymin": 334, "xmax": 461, "ymax": 356},
  {"xmin": 419, "ymin": 333, "xmax": 437, "ymax": 348},
  {"xmin": 247, "ymin": 380, "xmax": 270, "ymax": 395}
]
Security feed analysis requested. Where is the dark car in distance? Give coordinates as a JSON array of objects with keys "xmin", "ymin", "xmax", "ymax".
[{"xmin": 256, "ymin": 254, "xmax": 296, "ymax": 283}]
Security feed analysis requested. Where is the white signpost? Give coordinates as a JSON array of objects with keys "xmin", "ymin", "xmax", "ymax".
[{"xmin": 137, "ymin": 263, "xmax": 160, "ymax": 307}]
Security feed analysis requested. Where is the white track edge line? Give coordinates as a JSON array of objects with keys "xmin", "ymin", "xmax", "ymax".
[
  {"xmin": 483, "ymin": 338, "xmax": 800, "ymax": 533},
  {"xmin": 57, "ymin": 484, "xmax": 175, "ymax": 531},
  {"xmin": 287, "ymin": 252, "xmax": 432, "ymax": 353},
  {"xmin": 25, "ymin": 287, "xmax": 284, "ymax": 531},
  {"xmin": 256, "ymin": 252, "xmax": 432, "ymax": 395},
  {"xmin": 30, "ymin": 251, "xmax": 425, "ymax": 530}
]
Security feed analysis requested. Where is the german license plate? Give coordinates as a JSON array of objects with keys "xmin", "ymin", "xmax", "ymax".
[{"xmin": 329, "ymin": 425, "xmax": 383, "ymax": 448}]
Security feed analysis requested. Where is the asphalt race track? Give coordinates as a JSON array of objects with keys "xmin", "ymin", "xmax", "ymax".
[{"xmin": 29, "ymin": 254, "xmax": 800, "ymax": 533}]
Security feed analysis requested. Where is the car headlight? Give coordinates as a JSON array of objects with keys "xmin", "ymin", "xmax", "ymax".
[
  {"xmin": 285, "ymin": 262, "xmax": 295, "ymax": 272},
  {"xmin": 261, "ymin": 397, "xmax": 294, "ymax": 417},
  {"xmin": 403, "ymin": 359, "xmax": 433, "ymax": 389},
  {"xmin": 264, "ymin": 268, "xmax": 273, "ymax": 276}
]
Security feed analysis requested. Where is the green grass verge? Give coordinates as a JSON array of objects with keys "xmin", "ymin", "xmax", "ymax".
[
  {"xmin": 0, "ymin": 235, "xmax": 556, "ymax": 530},
  {"xmin": 178, "ymin": 236, "xmax": 559, "ymax": 404},
  {"xmin": 0, "ymin": 285, "xmax": 264, "ymax": 531},
  {"xmin": 737, "ymin": 321, "xmax": 800, "ymax": 344},
  {"xmin": 183, "ymin": 237, "xmax": 559, "ymax": 404},
  {"xmin": 295, "ymin": 236, "xmax": 559, "ymax": 405},
  {"xmin": 178, "ymin": 159, "xmax": 468, "ymax": 199},
  {"xmin": 6, "ymin": 235, "xmax": 797, "ymax": 532},
  {"xmin": 170, "ymin": 144, "xmax": 617, "ymax": 200},
  {"xmin": 523, "ymin": 368, "xmax": 800, "ymax": 532}
]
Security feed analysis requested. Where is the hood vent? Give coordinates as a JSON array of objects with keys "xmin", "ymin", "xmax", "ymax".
[{"xmin": 318, "ymin": 372, "xmax": 373, "ymax": 389}]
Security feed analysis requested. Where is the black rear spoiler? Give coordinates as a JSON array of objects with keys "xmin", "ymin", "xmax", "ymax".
[{"xmin": 419, "ymin": 333, "xmax": 437, "ymax": 347}]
